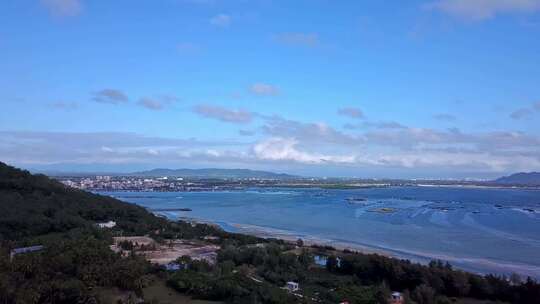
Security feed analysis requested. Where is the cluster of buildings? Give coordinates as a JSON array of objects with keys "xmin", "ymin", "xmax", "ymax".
[
  {"xmin": 57, "ymin": 175, "xmax": 249, "ymax": 192},
  {"xmin": 97, "ymin": 220, "xmax": 117, "ymax": 228},
  {"xmin": 60, "ymin": 176, "xmax": 177, "ymax": 191}
]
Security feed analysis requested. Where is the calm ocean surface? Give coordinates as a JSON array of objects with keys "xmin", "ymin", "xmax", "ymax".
[{"xmin": 100, "ymin": 186, "xmax": 540, "ymax": 278}]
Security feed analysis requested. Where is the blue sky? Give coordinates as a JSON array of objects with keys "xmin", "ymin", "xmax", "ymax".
[{"xmin": 1, "ymin": 0, "xmax": 540, "ymax": 178}]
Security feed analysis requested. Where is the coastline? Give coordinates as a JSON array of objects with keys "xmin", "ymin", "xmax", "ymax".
[
  {"xmin": 99, "ymin": 188, "xmax": 540, "ymax": 281},
  {"xmin": 228, "ymin": 222, "xmax": 390, "ymax": 256},
  {"xmin": 179, "ymin": 216, "xmax": 393, "ymax": 256},
  {"xmin": 178, "ymin": 215, "xmax": 540, "ymax": 280},
  {"xmin": 89, "ymin": 183, "xmax": 540, "ymax": 194}
]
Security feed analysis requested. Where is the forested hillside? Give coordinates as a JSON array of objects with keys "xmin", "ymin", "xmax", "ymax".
[
  {"xmin": 0, "ymin": 162, "xmax": 165, "ymax": 241},
  {"xmin": 0, "ymin": 162, "xmax": 226, "ymax": 303}
]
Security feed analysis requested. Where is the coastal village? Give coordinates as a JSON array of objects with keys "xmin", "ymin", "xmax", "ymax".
[
  {"xmin": 98, "ymin": 220, "xmax": 406, "ymax": 304},
  {"xmin": 7, "ymin": 234, "xmax": 402, "ymax": 304}
]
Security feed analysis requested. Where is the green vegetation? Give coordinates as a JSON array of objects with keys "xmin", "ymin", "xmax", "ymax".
[
  {"xmin": 165, "ymin": 243, "xmax": 540, "ymax": 304},
  {"xmin": 143, "ymin": 278, "xmax": 221, "ymax": 304},
  {"xmin": 0, "ymin": 162, "xmax": 255, "ymax": 303},
  {"xmin": 1, "ymin": 161, "xmax": 539, "ymax": 303},
  {"xmin": 166, "ymin": 245, "xmax": 387, "ymax": 303}
]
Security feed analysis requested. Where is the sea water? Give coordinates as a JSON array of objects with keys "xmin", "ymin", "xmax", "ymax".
[{"xmin": 100, "ymin": 186, "xmax": 540, "ymax": 278}]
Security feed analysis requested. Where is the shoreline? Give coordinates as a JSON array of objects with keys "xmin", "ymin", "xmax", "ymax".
[
  {"xmin": 179, "ymin": 216, "xmax": 394, "ymax": 256},
  {"xmin": 178, "ymin": 216, "xmax": 540, "ymax": 280},
  {"xmin": 91, "ymin": 183, "xmax": 540, "ymax": 194},
  {"xmin": 100, "ymin": 188, "xmax": 540, "ymax": 280},
  {"xmin": 228, "ymin": 222, "xmax": 390, "ymax": 256}
]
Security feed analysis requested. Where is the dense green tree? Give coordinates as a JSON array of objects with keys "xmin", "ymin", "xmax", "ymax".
[
  {"xmin": 413, "ymin": 284, "xmax": 436, "ymax": 304},
  {"xmin": 326, "ymin": 255, "xmax": 339, "ymax": 272}
]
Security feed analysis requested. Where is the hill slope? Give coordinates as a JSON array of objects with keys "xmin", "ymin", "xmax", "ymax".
[
  {"xmin": 0, "ymin": 161, "xmax": 162, "ymax": 240},
  {"xmin": 494, "ymin": 172, "xmax": 540, "ymax": 186},
  {"xmin": 0, "ymin": 161, "xmax": 168, "ymax": 302}
]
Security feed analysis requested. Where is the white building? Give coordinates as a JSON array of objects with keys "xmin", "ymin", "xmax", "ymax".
[
  {"xmin": 285, "ymin": 281, "xmax": 299, "ymax": 292},
  {"xmin": 390, "ymin": 292, "xmax": 404, "ymax": 304},
  {"xmin": 10, "ymin": 245, "xmax": 45, "ymax": 261},
  {"xmin": 97, "ymin": 221, "xmax": 116, "ymax": 228}
]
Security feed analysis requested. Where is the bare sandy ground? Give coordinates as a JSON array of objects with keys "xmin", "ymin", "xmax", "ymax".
[{"xmin": 112, "ymin": 237, "xmax": 219, "ymax": 265}]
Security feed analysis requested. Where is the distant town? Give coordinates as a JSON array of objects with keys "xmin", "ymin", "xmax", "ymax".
[
  {"xmin": 53, "ymin": 169, "xmax": 540, "ymax": 192},
  {"xmin": 58, "ymin": 175, "xmax": 266, "ymax": 192}
]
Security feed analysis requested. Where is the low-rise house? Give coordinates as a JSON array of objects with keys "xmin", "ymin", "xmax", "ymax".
[
  {"xmin": 164, "ymin": 262, "xmax": 186, "ymax": 271},
  {"xmin": 203, "ymin": 235, "xmax": 220, "ymax": 241},
  {"xmin": 285, "ymin": 281, "xmax": 299, "ymax": 292},
  {"xmin": 246, "ymin": 243, "xmax": 266, "ymax": 248},
  {"xmin": 390, "ymin": 291, "xmax": 404, "ymax": 304},
  {"xmin": 10, "ymin": 245, "xmax": 45, "ymax": 261},
  {"xmin": 97, "ymin": 220, "xmax": 116, "ymax": 228}
]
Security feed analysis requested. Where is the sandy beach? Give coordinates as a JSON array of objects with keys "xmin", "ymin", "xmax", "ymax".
[
  {"xmin": 180, "ymin": 216, "xmax": 540, "ymax": 279},
  {"xmin": 112, "ymin": 187, "xmax": 540, "ymax": 280}
]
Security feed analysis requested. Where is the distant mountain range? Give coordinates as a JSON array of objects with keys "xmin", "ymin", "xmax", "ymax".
[
  {"xmin": 494, "ymin": 172, "xmax": 540, "ymax": 186},
  {"xmin": 129, "ymin": 168, "xmax": 298, "ymax": 179}
]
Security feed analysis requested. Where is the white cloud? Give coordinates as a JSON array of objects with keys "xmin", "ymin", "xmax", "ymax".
[
  {"xmin": 210, "ymin": 14, "xmax": 231, "ymax": 27},
  {"xmin": 147, "ymin": 149, "xmax": 159, "ymax": 156},
  {"xmin": 253, "ymin": 137, "xmax": 355, "ymax": 164},
  {"xmin": 41, "ymin": 0, "xmax": 82, "ymax": 18},
  {"xmin": 250, "ymin": 83, "xmax": 280, "ymax": 96},
  {"xmin": 205, "ymin": 149, "xmax": 221, "ymax": 157},
  {"xmin": 262, "ymin": 116, "xmax": 364, "ymax": 146},
  {"xmin": 0, "ymin": 131, "xmax": 243, "ymax": 167},
  {"xmin": 426, "ymin": 0, "xmax": 540, "ymax": 21},
  {"xmin": 2, "ymin": 126, "xmax": 540, "ymax": 176},
  {"xmin": 101, "ymin": 146, "xmax": 114, "ymax": 153},
  {"xmin": 371, "ymin": 151, "xmax": 538, "ymax": 172},
  {"xmin": 4, "ymin": 106, "xmax": 540, "ymax": 176},
  {"xmin": 257, "ymin": 115, "xmax": 540, "ymax": 172}
]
